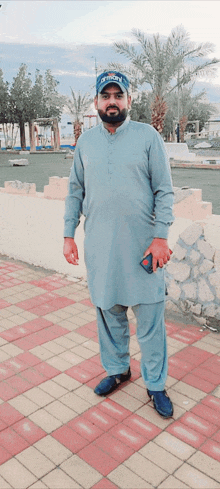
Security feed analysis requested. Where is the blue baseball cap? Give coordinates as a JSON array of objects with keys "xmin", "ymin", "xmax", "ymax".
[{"xmin": 96, "ymin": 71, "xmax": 130, "ymax": 94}]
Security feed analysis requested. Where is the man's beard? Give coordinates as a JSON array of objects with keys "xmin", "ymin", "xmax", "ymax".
[{"xmin": 98, "ymin": 107, "xmax": 128, "ymax": 124}]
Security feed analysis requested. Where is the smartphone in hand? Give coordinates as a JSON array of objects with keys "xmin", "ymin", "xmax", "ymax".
[
  {"xmin": 140, "ymin": 254, "xmax": 154, "ymax": 274},
  {"xmin": 140, "ymin": 249, "xmax": 173, "ymax": 274}
]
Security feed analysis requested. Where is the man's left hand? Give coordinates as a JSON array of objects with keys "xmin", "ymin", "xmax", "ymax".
[{"xmin": 143, "ymin": 238, "xmax": 171, "ymax": 273}]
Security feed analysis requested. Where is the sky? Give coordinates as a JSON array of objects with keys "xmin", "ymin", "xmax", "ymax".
[{"xmin": 1, "ymin": 1, "xmax": 220, "ymax": 95}]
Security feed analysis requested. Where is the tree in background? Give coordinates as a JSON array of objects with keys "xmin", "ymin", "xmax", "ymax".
[
  {"xmin": 10, "ymin": 64, "xmax": 32, "ymax": 149},
  {"xmin": 8, "ymin": 65, "xmax": 65, "ymax": 149},
  {"xmin": 129, "ymin": 91, "xmax": 152, "ymax": 123},
  {"xmin": 110, "ymin": 25, "xmax": 219, "ymax": 134},
  {"xmin": 66, "ymin": 89, "xmax": 92, "ymax": 145},
  {"xmin": 163, "ymin": 86, "xmax": 216, "ymax": 141},
  {"xmin": 0, "ymin": 69, "xmax": 14, "ymax": 148}
]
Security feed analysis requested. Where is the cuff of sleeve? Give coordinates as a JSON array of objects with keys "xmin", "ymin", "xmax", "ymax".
[
  {"xmin": 64, "ymin": 222, "xmax": 77, "ymax": 239},
  {"xmin": 154, "ymin": 223, "xmax": 169, "ymax": 240}
]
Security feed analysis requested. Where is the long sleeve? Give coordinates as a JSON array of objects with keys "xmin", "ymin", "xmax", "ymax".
[
  {"xmin": 64, "ymin": 143, "xmax": 85, "ymax": 238},
  {"xmin": 148, "ymin": 129, "xmax": 174, "ymax": 239}
]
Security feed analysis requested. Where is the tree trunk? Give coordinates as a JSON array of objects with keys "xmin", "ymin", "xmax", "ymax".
[
  {"xmin": 74, "ymin": 120, "xmax": 82, "ymax": 146},
  {"xmin": 19, "ymin": 121, "xmax": 26, "ymax": 150},
  {"xmin": 179, "ymin": 115, "xmax": 188, "ymax": 143},
  {"xmin": 151, "ymin": 95, "xmax": 168, "ymax": 134},
  {"xmin": 29, "ymin": 122, "xmax": 35, "ymax": 152}
]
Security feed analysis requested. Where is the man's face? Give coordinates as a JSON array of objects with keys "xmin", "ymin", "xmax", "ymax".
[{"xmin": 94, "ymin": 84, "xmax": 131, "ymax": 124}]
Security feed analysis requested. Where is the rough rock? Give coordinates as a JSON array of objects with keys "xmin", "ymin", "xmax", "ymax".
[
  {"xmin": 189, "ymin": 250, "xmax": 201, "ymax": 264},
  {"xmin": 208, "ymin": 272, "xmax": 220, "ymax": 287},
  {"xmin": 165, "ymin": 300, "xmax": 181, "ymax": 313},
  {"xmin": 167, "ymin": 280, "xmax": 181, "ymax": 300},
  {"xmin": 199, "ymin": 259, "xmax": 214, "ymax": 274},
  {"xmin": 198, "ymin": 278, "xmax": 214, "ymax": 302},
  {"xmin": 180, "ymin": 223, "xmax": 203, "ymax": 246},
  {"xmin": 197, "ymin": 240, "xmax": 214, "ymax": 260},
  {"xmin": 166, "ymin": 262, "xmax": 191, "ymax": 282},
  {"xmin": 182, "ymin": 282, "xmax": 197, "ymax": 300},
  {"xmin": 173, "ymin": 244, "xmax": 187, "ymax": 261}
]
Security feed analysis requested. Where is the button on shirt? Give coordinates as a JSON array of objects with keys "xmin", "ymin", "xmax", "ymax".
[{"xmin": 64, "ymin": 120, "xmax": 174, "ymax": 310}]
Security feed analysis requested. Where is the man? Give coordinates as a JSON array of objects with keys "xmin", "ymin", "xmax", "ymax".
[{"xmin": 63, "ymin": 71, "xmax": 174, "ymax": 418}]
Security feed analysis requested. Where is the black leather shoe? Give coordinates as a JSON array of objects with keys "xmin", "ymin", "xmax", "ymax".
[
  {"xmin": 94, "ymin": 367, "xmax": 131, "ymax": 396},
  {"xmin": 147, "ymin": 389, "xmax": 174, "ymax": 418}
]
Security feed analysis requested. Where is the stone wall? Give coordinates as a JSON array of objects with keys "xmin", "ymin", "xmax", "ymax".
[
  {"xmin": 165, "ymin": 222, "xmax": 220, "ymax": 331},
  {"xmin": 0, "ymin": 177, "xmax": 220, "ymax": 330}
]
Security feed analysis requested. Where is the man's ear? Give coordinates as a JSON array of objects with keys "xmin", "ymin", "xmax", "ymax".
[
  {"xmin": 128, "ymin": 95, "xmax": 132, "ymax": 110},
  {"xmin": 94, "ymin": 95, "xmax": 98, "ymax": 110}
]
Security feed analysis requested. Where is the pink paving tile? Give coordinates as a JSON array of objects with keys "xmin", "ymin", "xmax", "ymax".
[
  {"xmin": 165, "ymin": 321, "xmax": 183, "ymax": 335},
  {"xmin": 74, "ymin": 325, "xmax": 97, "ymax": 338},
  {"xmin": 166, "ymin": 421, "xmax": 206, "ymax": 448},
  {"xmin": 80, "ymin": 299, "xmax": 94, "ymax": 307},
  {"xmin": 168, "ymin": 357, "xmax": 193, "ymax": 375},
  {"xmin": 0, "ymin": 446, "xmax": 12, "ymax": 464},
  {"xmin": 173, "ymin": 346, "xmax": 213, "ymax": 366},
  {"xmin": 78, "ymin": 359, "xmax": 104, "ymax": 377},
  {"xmin": 0, "ymin": 382, "xmax": 18, "ymax": 401},
  {"xmin": 0, "ymin": 420, "xmax": 7, "ymax": 432},
  {"xmin": 191, "ymin": 367, "xmax": 220, "ymax": 386},
  {"xmin": 201, "ymin": 396, "xmax": 220, "ymax": 413},
  {"xmin": 34, "ymin": 362, "xmax": 60, "ymax": 379},
  {"xmin": 16, "ymin": 352, "xmax": 41, "ymax": 366},
  {"xmin": 52, "ymin": 425, "xmax": 89, "ymax": 453},
  {"xmin": 83, "ymin": 407, "xmax": 118, "ymax": 431},
  {"xmin": 123, "ymin": 414, "xmax": 161, "ymax": 440},
  {"xmin": 13, "ymin": 337, "xmax": 37, "ymax": 351},
  {"xmin": 179, "ymin": 412, "xmax": 218, "ymax": 438},
  {"xmin": 6, "ymin": 376, "xmax": 32, "ymax": 395},
  {"xmin": 109, "ymin": 423, "xmax": 148, "ymax": 450},
  {"xmin": 200, "ymin": 439, "xmax": 220, "ymax": 462},
  {"xmin": 0, "ymin": 299, "xmax": 10, "ymax": 309},
  {"xmin": 0, "ymin": 364, "xmax": 15, "ymax": 381},
  {"xmin": 12, "ymin": 418, "xmax": 46, "ymax": 444},
  {"xmin": 0, "ymin": 327, "xmax": 29, "ymax": 342},
  {"xmin": 94, "ymin": 432, "xmax": 134, "ymax": 463},
  {"xmin": 0, "ymin": 403, "xmax": 24, "ymax": 427},
  {"xmin": 168, "ymin": 365, "xmax": 187, "ymax": 380},
  {"xmin": 68, "ymin": 416, "xmax": 103, "ymax": 442},
  {"xmin": 169, "ymin": 330, "xmax": 204, "ymax": 344},
  {"xmin": 86, "ymin": 372, "xmax": 106, "ymax": 389},
  {"xmin": 28, "ymin": 303, "xmax": 61, "ymax": 316},
  {"xmin": 212, "ymin": 430, "xmax": 220, "ymax": 443},
  {"xmin": 0, "ymin": 427, "xmax": 29, "ymax": 455},
  {"xmin": 129, "ymin": 322, "xmax": 136, "ymax": 334},
  {"xmin": 91, "ymin": 478, "xmax": 119, "ymax": 489},
  {"xmin": 201, "ymin": 356, "xmax": 220, "ymax": 376},
  {"xmin": 86, "ymin": 321, "xmax": 98, "ymax": 332},
  {"xmin": 78, "ymin": 444, "xmax": 120, "ymax": 476},
  {"xmin": 3, "ymin": 358, "xmax": 28, "ymax": 374},
  {"xmin": 20, "ymin": 368, "xmax": 47, "ymax": 386},
  {"xmin": 182, "ymin": 373, "xmax": 215, "ymax": 393},
  {"xmin": 24, "ymin": 317, "xmax": 54, "ymax": 330},
  {"xmin": 98, "ymin": 399, "xmax": 132, "ymax": 421},
  {"xmin": 192, "ymin": 403, "xmax": 220, "ymax": 427},
  {"xmin": 65, "ymin": 365, "xmax": 96, "ymax": 383},
  {"xmin": 90, "ymin": 355, "xmax": 103, "ymax": 367}
]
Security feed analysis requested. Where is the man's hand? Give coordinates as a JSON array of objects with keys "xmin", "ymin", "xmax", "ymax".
[
  {"xmin": 143, "ymin": 238, "xmax": 171, "ymax": 273},
  {"xmin": 63, "ymin": 237, "xmax": 79, "ymax": 265}
]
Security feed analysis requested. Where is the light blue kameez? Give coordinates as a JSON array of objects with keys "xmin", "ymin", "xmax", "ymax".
[{"xmin": 64, "ymin": 119, "xmax": 174, "ymax": 311}]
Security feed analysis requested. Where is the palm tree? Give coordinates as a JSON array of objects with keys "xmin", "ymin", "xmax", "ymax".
[
  {"xmin": 66, "ymin": 89, "xmax": 93, "ymax": 145},
  {"xmin": 110, "ymin": 25, "xmax": 219, "ymax": 133}
]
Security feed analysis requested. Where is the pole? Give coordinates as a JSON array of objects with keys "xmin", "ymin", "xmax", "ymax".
[{"xmin": 177, "ymin": 69, "xmax": 180, "ymax": 143}]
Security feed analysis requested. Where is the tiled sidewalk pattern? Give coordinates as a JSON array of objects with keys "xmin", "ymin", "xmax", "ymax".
[{"xmin": 0, "ymin": 257, "xmax": 219, "ymax": 488}]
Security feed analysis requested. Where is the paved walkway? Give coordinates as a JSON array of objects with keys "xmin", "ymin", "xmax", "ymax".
[{"xmin": 0, "ymin": 256, "xmax": 219, "ymax": 489}]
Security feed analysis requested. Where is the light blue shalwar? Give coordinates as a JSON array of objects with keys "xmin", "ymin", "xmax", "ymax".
[{"xmin": 64, "ymin": 119, "xmax": 174, "ymax": 390}]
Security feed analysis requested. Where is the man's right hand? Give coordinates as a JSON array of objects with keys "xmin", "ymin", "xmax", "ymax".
[{"xmin": 63, "ymin": 237, "xmax": 79, "ymax": 265}]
